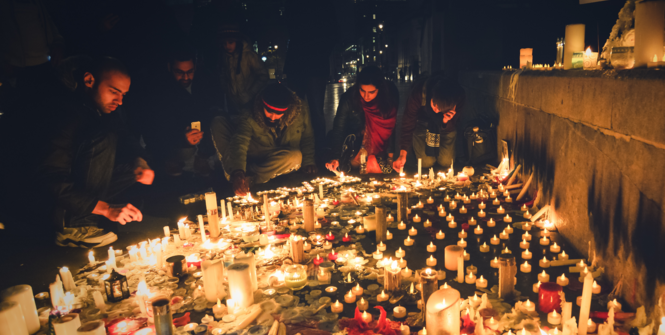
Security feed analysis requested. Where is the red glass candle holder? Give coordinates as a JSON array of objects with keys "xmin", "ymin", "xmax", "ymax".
[
  {"xmin": 325, "ymin": 233, "xmax": 335, "ymax": 241},
  {"xmin": 538, "ymin": 282, "xmax": 562, "ymax": 313},
  {"xmin": 313, "ymin": 255, "xmax": 324, "ymax": 266}
]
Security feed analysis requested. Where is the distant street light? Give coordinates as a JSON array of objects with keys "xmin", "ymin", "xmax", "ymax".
[
  {"xmin": 274, "ymin": 45, "xmax": 278, "ymax": 49},
  {"xmin": 262, "ymin": 56, "xmax": 267, "ymax": 62},
  {"xmin": 385, "ymin": 44, "xmax": 388, "ymax": 48},
  {"xmin": 379, "ymin": 24, "xmax": 383, "ymax": 29}
]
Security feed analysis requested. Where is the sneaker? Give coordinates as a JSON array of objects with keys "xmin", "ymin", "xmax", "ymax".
[{"xmin": 56, "ymin": 227, "xmax": 117, "ymax": 248}]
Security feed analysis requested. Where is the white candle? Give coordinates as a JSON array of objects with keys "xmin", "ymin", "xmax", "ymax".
[
  {"xmin": 578, "ymin": 272, "xmax": 594, "ymax": 335},
  {"xmin": 393, "ymin": 306, "xmax": 406, "ymax": 318},
  {"xmin": 548, "ymin": 309, "xmax": 562, "ymax": 325},
  {"xmin": 202, "ymin": 259, "xmax": 225, "ymax": 303},
  {"xmin": 52, "ymin": 313, "xmax": 81, "ymax": 335},
  {"xmin": 478, "ymin": 202, "xmax": 486, "ymax": 209},
  {"xmin": 361, "ymin": 310, "xmax": 372, "ymax": 323},
  {"xmin": 592, "ymin": 281, "xmax": 601, "ymax": 294},
  {"xmin": 436, "ymin": 230, "xmax": 445, "ymax": 239},
  {"xmin": 497, "ymin": 206, "xmax": 505, "ymax": 214},
  {"xmin": 418, "ymin": 158, "xmax": 422, "ymax": 179},
  {"xmin": 522, "ymin": 249, "xmax": 532, "ymax": 259},
  {"xmin": 425, "ymin": 288, "xmax": 460, "ymax": 335},
  {"xmin": 479, "ymin": 242, "xmax": 489, "ymax": 253},
  {"xmin": 377, "ymin": 290, "xmax": 389, "ymax": 302},
  {"xmin": 587, "ymin": 319, "xmax": 597, "ymax": 333},
  {"xmin": 398, "ymin": 257, "xmax": 407, "ymax": 268},
  {"xmin": 398, "ymin": 221, "xmax": 406, "ymax": 230},
  {"xmin": 456, "ymin": 255, "xmax": 464, "ymax": 283},
  {"xmin": 344, "ymin": 290, "xmax": 356, "ymax": 303},
  {"xmin": 413, "ymin": 215, "xmax": 421, "ymax": 223},
  {"xmin": 409, "ymin": 226, "xmax": 418, "ymax": 236},
  {"xmin": 386, "ymin": 230, "xmax": 393, "ymax": 240},
  {"xmin": 331, "ymin": 300, "xmax": 343, "ymax": 313},
  {"xmin": 520, "ymin": 261, "xmax": 531, "ymax": 273},
  {"xmin": 352, "ymin": 283, "xmax": 364, "ymax": 296},
  {"xmin": 427, "ymin": 242, "xmax": 437, "ymax": 252},
  {"xmin": 523, "ymin": 299, "xmax": 536, "ymax": 312},
  {"xmin": 520, "ymin": 239, "xmax": 530, "ymax": 249},
  {"xmin": 464, "ymin": 272, "xmax": 476, "ymax": 284},
  {"xmin": 550, "ymin": 243, "xmax": 561, "ymax": 253},
  {"xmin": 426, "ymin": 255, "xmax": 437, "ymax": 267},
  {"xmin": 635, "ymin": 0, "xmax": 665, "ymax": 68},
  {"xmin": 458, "ymin": 230, "xmax": 467, "ymax": 239},
  {"xmin": 395, "ymin": 247, "xmax": 406, "ymax": 258},
  {"xmin": 227, "ymin": 202, "xmax": 234, "ymax": 222},
  {"xmin": 533, "ymin": 281, "xmax": 541, "ymax": 293},
  {"xmin": 539, "ymin": 257, "xmax": 551, "ymax": 268},
  {"xmin": 204, "ymin": 192, "xmax": 220, "ymax": 238},
  {"xmin": 490, "ymin": 235, "xmax": 500, "ymax": 245},
  {"xmin": 404, "ymin": 236, "xmax": 414, "ymax": 246},
  {"xmin": 227, "ymin": 263, "xmax": 254, "ymax": 309},
  {"xmin": 459, "ymin": 206, "xmax": 467, "ymax": 214},
  {"xmin": 0, "ymin": 301, "xmax": 30, "ymax": 335},
  {"xmin": 402, "ymin": 267, "xmax": 412, "ymax": 278},
  {"xmin": 59, "ymin": 267, "xmax": 76, "ymax": 292},
  {"xmin": 559, "ymin": 250, "xmax": 569, "ymax": 261},
  {"xmin": 476, "ymin": 275, "xmax": 487, "ymax": 289},
  {"xmin": 0, "ymin": 285, "xmax": 39, "ymax": 334},
  {"xmin": 538, "ymin": 270, "xmax": 550, "ymax": 282},
  {"xmin": 557, "ymin": 274, "xmax": 569, "ymax": 286},
  {"xmin": 448, "ymin": 220, "xmax": 457, "ymax": 229},
  {"xmin": 457, "ymin": 238, "xmax": 467, "ymax": 248},
  {"xmin": 474, "ymin": 226, "xmax": 483, "ymax": 235}
]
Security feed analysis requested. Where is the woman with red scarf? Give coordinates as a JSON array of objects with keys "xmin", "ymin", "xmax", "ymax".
[{"xmin": 326, "ymin": 66, "xmax": 399, "ymax": 174}]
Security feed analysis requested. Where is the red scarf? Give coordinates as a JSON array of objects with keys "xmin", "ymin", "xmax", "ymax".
[{"xmin": 361, "ymin": 98, "xmax": 396, "ymax": 156}]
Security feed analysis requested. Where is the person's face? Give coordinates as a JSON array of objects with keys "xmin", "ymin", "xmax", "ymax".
[
  {"xmin": 359, "ymin": 84, "xmax": 378, "ymax": 102},
  {"xmin": 431, "ymin": 100, "xmax": 456, "ymax": 114},
  {"xmin": 224, "ymin": 39, "xmax": 237, "ymax": 54},
  {"xmin": 264, "ymin": 108, "xmax": 284, "ymax": 125},
  {"xmin": 84, "ymin": 71, "xmax": 130, "ymax": 114},
  {"xmin": 170, "ymin": 60, "xmax": 195, "ymax": 88}
]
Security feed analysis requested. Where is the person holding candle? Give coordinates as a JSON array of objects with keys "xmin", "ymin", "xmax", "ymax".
[
  {"xmin": 393, "ymin": 76, "xmax": 466, "ymax": 171},
  {"xmin": 325, "ymin": 66, "xmax": 398, "ymax": 174}
]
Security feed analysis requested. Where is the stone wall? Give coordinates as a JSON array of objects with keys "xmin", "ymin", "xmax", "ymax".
[{"xmin": 459, "ymin": 70, "xmax": 665, "ymax": 313}]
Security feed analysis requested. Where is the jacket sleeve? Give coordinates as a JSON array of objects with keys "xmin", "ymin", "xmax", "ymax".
[
  {"xmin": 40, "ymin": 117, "xmax": 99, "ymax": 217},
  {"xmin": 327, "ymin": 92, "xmax": 353, "ymax": 159},
  {"xmin": 399, "ymin": 80, "xmax": 425, "ymax": 152},
  {"xmin": 226, "ymin": 117, "xmax": 254, "ymax": 174},
  {"xmin": 299, "ymin": 101, "xmax": 316, "ymax": 167}
]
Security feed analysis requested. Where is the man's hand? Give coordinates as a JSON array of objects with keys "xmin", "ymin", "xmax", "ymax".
[
  {"xmin": 303, "ymin": 165, "xmax": 318, "ymax": 174},
  {"xmin": 442, "ymin": 110, "xmax": 456, "ymax": 124},
  {"xmin": 325, "ymin": 160, "xmax": 339, "ymax": 173},
  {"xmin": 231, "ymin": 170, "xmax": 250, "ymax": 196},
  {"xmin": 392, "ymin": 150, "xmax": 407, "ymax": 172},
  {"xmin": 135, "ymin": 166, "xmax": 155, "ymax": 185},
  {"xmin": 186, "ymin": 128, "xmax": 204, "ymax": 145},
  {"xmin": 93, "ymin": 201, "xmax": 142, "ymax": 225}
]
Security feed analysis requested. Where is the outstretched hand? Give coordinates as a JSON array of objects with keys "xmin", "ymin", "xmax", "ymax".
[{"xmin": 325, "ymin": 160, "xmax": 339, "ymax": 173}]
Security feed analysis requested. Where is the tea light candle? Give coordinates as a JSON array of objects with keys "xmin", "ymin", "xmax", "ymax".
[
  {"xmin": 545, "ymin": 309, "xmax": 562, "ymax": 325},
  {"xmin": 402, "ymin": 266, "xmax": 412, "ymax": 277},
  {"xmin": 464, "ymin": 196, "xmax": 471, "ymax": 204},
  {"xmin": 459, "ymin": 206, "xmax": 467, "ymax": 214},
  {"xmin": 505, "ymin": 194, "xmax": 512, "ymax": 203},
  {"xmin": 492, "ymin": 198, "xmax": 500, "ymax": 206},
  {"xmin": 556, "ymin": 274, "xmax": 569, "ymax": 286},
  {"xmin": 521, "ymin": 204, "xmax": 528, "ymax": 211},
  {"xmin": 504, "ymin": 214, "xmax": 512, "ymax": 223},
  {"xmin": 343, "ymin": 233, "xmax": 351, "ymax": 242},
  {"xmin": 554, "ymin": 251, "xmax": 567, "ymax": 262},
  {"xmin": 386, "ymin": 230, "xmax": 393, "ymax": 240},
  {"xmin": 505, "ymin": 225, "xmax": 513, "ymax": 234},
  {"xmin": 523, "ymin": 231, "xmax": 532, "ymax": 241},
  {"xmin": 413, "ymin": 215, "xmax": 421, "ymax": 223},
  {"xmin": 387, "ymin": 214, "xmax": 394, "ymax": 222},
  {"xmin": 465, "ymin": 272, "xmax": 476, "ymax": 284},
  {"xmin": 377, "ymin": 241, "xmax": 386, "ymax": 251},
  {"xmin": 541, "ymin": 228, "xmax": 550, "ymax": 237},
  {"xmin": 474, "ymin": 226, "xmax": 483, "ymax": 235},
  {"xmin": 357, "ymin": 297, "xmax": 369, "ymax": 311},
  {"xmin": 315, "ymin": 222, "xmax": 322, "ymax": 229},
  {"xmin": 539, "ymin": 256, "xmax": 551, "ymax": 268},
  {"xmin": 520, "ymin": 239, "xmax": 530, "ymax": 249},
  {"xmin": 479, "ymin": 242, "xmax": 490, "ymax": 253},
  {"xmin": 398, "ymin": 257, "xmax": 407, "ymax": 268},
  {"xmin": 523, "ymin": 222, "xmax": 532, "ymax": 231},
  {"xmin": 485, "ymin": 317, "xmax": 499, "ymax": 331},
  {"xmin": 416, "ymin": 201, "xmax": 424, "ymax": 209},
  {"xmin": 463, "ymin": 250, "xmax": 470, "ymax": 261},
  {"xmin": 427, "ymin": 242, "xmax": 437, "ymax": 252},
  {"xmin": 446, "ymin": 213, "xmax": 454, "ymax": 222},
  {"xmin": 520, "ymin": 261, "xmax": 532, "ymax": 273},
  {"xmin": 490, "ymin": 235, "xmax": 500, "ymax": 245},
  {"xmin": 372, "ymin": 249, "xmax": 383, "ymax": 259},
  {"xmin": 326, "ymin": 286, "xmax": 338, "ymax": 294},
  {"xmin": 424, "ymin": 219, "xmax": 432, "ymax": 228},
  {"xmin": 352, "ymin": 284, "xmax": 364, "ymax": 296},
  {"xmin": 490, "ymin": 257, "xmax": 500, "ymax": 268},
  {"xmin": 499, "ymin": 230, "xmax": 509, "ymax": 240},
  {"xmin": 331, "ymin": 300, "xmax": 344, "ymax": 313},
  {"xmin": 345, "ymin": 290, "xmax": 356, "ymax": 303},
  {"xmin": 586, "ymin": 319, "xmax": 597, "ymax": 333},
  {"xmin": 438, "ymin": 208, "xmax": 446, "ymax": 217},
  {"xmin": 468, "ymin": 217, "xmax": 477, "ymax": 226},
  {"xmin": 490, "ymin": 192, "xmax": 497, "ymax": 199},
  {"xmin": 323, "ymin": 241, "xmax": 332, "ymax": 249},
  {"xmin": 436, "ymin": 230, "xmax": 445, "ymax": 239},
  {"xmin": 426, "ymin": 255, "xmax": 437, "ymax": 266},
  {"xmin": 377, "ymin": 290, "xmax": 389, "ymax": 302},
  {"xmin": 524, "ymin": 299, "xmax": 536, "ymax": 312},
  {"xmin": 457, "ymin": 238, "xmax": 467, "ymax": 248},
  {"xmin": 395, "ymin": 247, "xmax": 406, "ymax": 258},
  {"xmin": 550, "ymin": 243, "xmax": 561, "ymax": 253},
  {"xmin": 478, "ymin": 202, "xmax": 486, "ymax": 209},
  {"xmin": 476, "ymin": 275, "xmax": 488, "ymax": 288},
  {"xmin": 393, "ymin": 306, "xmax": 407, "ymax": 318},
  {"xmin": 533, "ymin": 281, "xmax": 541, "ymax": 293},
  {"xmin": 540, "ymin": 236, "xmax": 550, "ymax": 245},
  {"xmin": 326, "ymin": 232, "xmax": 335, "ymax": 241},
  {"xmin": 328, "ymin": 251, "xmax": 338, "ymax": 261},
  {"xmin": 444, "ymin": 195, "xmax": 451, "ymax": 202},
  {"xmin": 404, "ymin": 236, "xmax": 414, "ymax": 246},
  {"xmin": 487, "ymin": 218, "xmax": 495, "ymax": 227},
  {"xmin": 313, "ymin": 255, "xmax": 324, "ymax": 266},
  {"xmin": 497, "ymin": 206, "xmax": 505, "ymax": 214},
  {"xmin": 502, "ymin": 247, "xmax": 511, "ymax": 254},
  {"xmin": 408, "ymin": 226, "xmax": 418, "ymax": 236},
  {"xmin": 592, "ymin": 281, "xmax": 601, "ymax": 294},
  {"xmin": 397, "ymin": 221, "xmax": 406, "ymax": 230},
  {"xmin": 448, "ymin": 220, "xmax": 457, "ymax": 229},
  {"xmin": 538, "ymin": 270, "xmax": 550, "ymax": 282},
  {"xmin": 607, "ymin": 299, "xmax": 622, "ymax": 311},
  {"xmin": 522, "ymin": 249, "xmax": 532, "ymax": 259},
  {"xmin": 449, "ymin": 201, "xmax": 457, "ymax": 210},
  {"xmin": 478, "ymin": 209, "xmax": 486, "ymax": 218},
  {"xmin": 458, "ymin": 230, "xmax": 467, "ymax": 239},
  {"xmin": 427, "ymin": 197, "xmax": 434, "ymax": 204}
]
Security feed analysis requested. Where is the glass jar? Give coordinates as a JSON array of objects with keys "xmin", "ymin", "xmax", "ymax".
[{"xmin": 284, "ymin": 265, "xmax": 308, "ymax": 290}]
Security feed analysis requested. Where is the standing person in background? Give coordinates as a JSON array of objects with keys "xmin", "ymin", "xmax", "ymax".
[
  {"xmin": 284, "ymin": 0, "xmax": 338, "ymax": 159},
  {"xmin": 325, "ymin": 66, "xmax": 398, "ymax": 174},
  {"xmin": 216, "ymin": 24, "xmax": 268, "ymax": 117},
  {"xmin": 393, "ymin": 75, "xmax": 466, "ymax": 171}
]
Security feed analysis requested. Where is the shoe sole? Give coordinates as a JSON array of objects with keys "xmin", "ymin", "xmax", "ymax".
[{"xmin": 55, "ymin": 232, "xmax": 117, "ymax": 249}]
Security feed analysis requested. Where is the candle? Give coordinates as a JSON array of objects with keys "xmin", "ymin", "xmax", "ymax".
[
  {"xmin": 387, "ymin": 213, "xmax": 394, "ymax": 222},
  {"xmin": 398, "ymin": 221, "xmax": 406, "ymax": 230},
  {"xmin": 409, "ymin": 226, "xmax": 418, "ymax": 236},
  {"xmin": 505, "ymin": 194, "xmax": 512, "ymax": 203},
  {"xmin": 444, "ymin": 245, "xmax": 463, "ymax": 271},
  {"xmin": 448, "ymin": 220, "xmax": 457, "ymax": 229},
  {"xmin": 372, "ymin": 249, "xmax": 383, "ymax": 259},
  {"xmin": 523, "ymin": 299, "xmax": 536, "ymax": 312},
  {"xmin": 592, "ymin": 281, "xmax": 601, "ymax": 294},
  {"xmin": 490, "ymin": 192, "xmax": 497, "ymax": 199},
  {"xmin": 213, "ymin": 299, "xmax": 227, "ymax": 319},
  {"xmin": 478, "ymin": 201, "xmax": 486, "ymax": 209},
  {"xmin": 485, "ymin": 317, "xmax": 499, "ymax": 331},
  {"xmin": 398, "ymin": 257, "xmax": 407, "ymax": 268},
  {"xmin": 426, "ymin": 255, "xmax": 437, "ymax": 267},
  {"xmin": 457, "ymin": 238, "xmax": 467, "ymax": 248},
  {"xmin": 313, "ymin": 255, "xmax": 324, "ymax": 266},
  {"xmin": 357, "ymin": 297, "xmax": 369, "ymax": 311},
  {"xmin": 328, "ymin": 251, "xmax": 338, "ymax": 261},
  {"xmin": 579, "ymin": 273, "xmax": 595, "ymax": 335},
  {"xmin": 539, "ymin": 256, "xmax": 550, "ymax": 268},
  {"xmin": 0, "ymin": 285, "xmax": 39, "ymax": 334},
  {"xmin": 395, "ymin": 247, "xmax": 406, "ymax": 258},
  {"xmin": 424, "ymin": 219, "xmax": 432, "ymax": 228},
  {"xmin": 427, "ymin": 242, "xmax": 437, "ymax": 252},
  {"xmin": 352, "ymin": 284, "xmax": 364, "ymax": 296},
  {"xmin": 456, "ymin": 255, "xmax": 464, "ymax": 283},
  {"xmin": 586, "ymin": 319, "xmax": 597, "ymax": 333},
  {"xmin": 479, "ymin": 242, "xmax": 490, "ymax": 253},
  {"xmin": 540, "ymin": 236, "xmax": 550, "ymax": 245},
  {"xmin": 303, "ymin": 241, "xmax": 311, "ymax": 251},
  {"xmin": 490, "ymin": 257, "xmax": 500, "ymax": 268},
  {"xmin": 492, "ymin": 198, "xmax": 500, "ymax": 206},
  {"xmin": 520, "ymin": 261, "xmax": 531, "ymax": 273},
  {"xmin": 436, "ymin": 230, "xmax": 445, "ymax": 239},
  {"xmin": 476, "ymin": 275, "xmax": 488, "ymax": 289},
  {"xmin": 474, "ymin": 226, "xmax": 483, "ymax": 235},
  {"xmin": 499, "ymin": 230, "xmax": 509, "ymax": 240},
  {"xmin": 0, "ymin": 301, "xmax": 30, "ymax": 335},
  {"xmin": 548, "ymin": 309, "xmax": 562, "ymax": 325},
  {"xmin": 490, "ymin": 235, "xmax": 500, "ymax": 245},
  {"xmin": 393, "ymin": 306, "xmax": 406, "ymax": 318},
  {"xmin": 449, "ymin": 200, "xmax": 457, "ymax": 210},
  {"xmin": 557, "ymin": 274, "xmax": 569, "ymax": 286},
  {"xmin": 458, "ymin": 230, "xmax": 467, "ymax": 239},
  {"xmin": 533, "ymin": 281, "xmax": 541, "ymax": 293},
  {"xmin": 402, "ymin": 266, "xmax": 412, "ymax": 277},
  {"xmin": 59, "ymin": 267, "xmax": 76, "ymax": 292},
  {"xmin": 444, "ymin": 195, "xmax": 451, "ymax": 202},
  {"xmin": 522, "ymin": 231, "xmax": 532, "ymax": 241},
  {"xmin": 550, "ymin": 243, "xmax": 561, "ymax": 253},
  {"xmin": 377, "ymin": 290, "xmax": 389, "ymax": 302},
  {"xmin": 425, "ymin": 288, "xmax": 460, "ymax": 335},
  {"xmin": 497, "ymin": 206, "xmax": 505, "ymax": 214},
  {"xmin": 607, "ymin": 299, "xmax": 622, "ymax": 311},
  {"xmin": 52, "ymin": 313, "xmax": 82, "ymax": 335},
  {"xmin": 356, "ymin": 225, "xmax": 365, "ymax": 234},
  {"xmin": 344, "ymin": 290, "xmax": 356, "ymax": 303},
  {"xmin": 459, "ymin": 206, "xmax": 467, "ymax": 214},
  {"xmin": 522, "ymin": 249, "xmax": 532, "ymax": 259},
  {"xmin": 404, "ymin": 236, "xmax": 414, "ymax": 246},
  {"xmin": 520, "ymin": 239, "xmax": 530, "ymax": 249},
  {"xmin": 504, "ymin": 214, "xmax": 512, "ymax": 223},
  {"xmin": 413, "ymin": 215, "xmax": 421, "ymax": 223},
  {"xmin": 361, "ymin": 310, "xmax": 372, "ymax": 323},
  {"xmin": 465, "ymin": 272, "xmax": 476, "ymax": 284},
  {"xmin": 446, "ymin": 213, "xmax": 454, "ymax": 222},
  {"xmin": 331, "ymin": 300, "xmax": 343, "ymax": 313},
  {"xmin": 478, "ymin": 209, "xmax": 486, "ymax": 218},
  {"xmin": 377, "ymin": 241, "xmax": 386, "ymax": 251},
  {"xmin": 558, "ymin": 251, "xmax": 569, "ymax": 261},
  {"xmin": 439, "ymin": 208, "xmax": 446, "ymax": 217},
  {"xmin": 426, "ymin": 196, "xmax": 434, "ymax": 204},
  {"xmin": 463, "ymin": 250, "xmax": 470, "ymax": 261}
]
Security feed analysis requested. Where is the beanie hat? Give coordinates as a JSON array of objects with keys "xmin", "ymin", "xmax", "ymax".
[{"xmin": 261, "ymin": 84, "xmax": 292, "ymax": 114}]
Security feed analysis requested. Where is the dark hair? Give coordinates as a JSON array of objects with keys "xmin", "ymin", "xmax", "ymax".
[
  {"xmin": 354, "ymin": 66, "xmax": 396, "ymax": 117},
  {"xmin": 89, "ymin": 56, "xmax": 129, "ymax": 83},
  {"xmin": 169, "ymin": 46, "xmax": 197, "ymax": 67},
  {"xmin": 431, "ymin": 79, "xmax": 465, "ymax": 111}
]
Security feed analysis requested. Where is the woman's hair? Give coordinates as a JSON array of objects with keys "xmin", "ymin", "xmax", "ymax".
[
  {"xmin": 431, "ymin": 79, "xmax": 465, "ymax": 111},
  {"xmin": 354, "ymin": 66, "xmax": 396, "ymax": 117}
]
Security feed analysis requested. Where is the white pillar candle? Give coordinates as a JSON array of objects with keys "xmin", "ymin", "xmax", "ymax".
[
  {"xmin": 634, "ymin": 0, "xmax": 665, "ymax": 68},
  {"xmin": 0, "ymin": 285, "xmax": 39, "ymax": 334},
  {"xmin": 444, "ymin": 245, "xmax": 463, "ymax": 270},
  {"xmin": 227, "ymin": 201, "xmax": 234, "ymax": 222},
  {"xmin": 578, "ymin": 272, "xmax": 594, "ymax": 335},
  {"xmin": 205, "ymin": 192, "xmax": 220, "ymax": 238},
  {"xmin": 53, "ymin": 313, "xmax": 81, "ymax": 335},
  {"xmin": 59, "ymin": 267, "xmax": 76, "ymax": 292},
  {"xmin": 227, "ymin": 263, "xmax": 254, "ymax": 309},
  {"xmin": 564, "ymin": 24, "xmax": 585, "ymax": 70},
  {"xmin": 163, "ymin": 226, "xmax": 170, "ymax": 238},
  {"xmin": 456, "ymin": 255, "xmax": 464, "ymax": 283},
  {"xmin": 418, "ymin": 158, "xmax": 422, "ymax": 179},
  {"xmin": 425, "ymin": 288, "xmax": 460, "ymax": 335},
  {"xmin": 234, "ymin": 252, "xmax": 257, "ymax": 291},
  {"xmin": 0, "ymin": 301, "xmax": 29, "ymax": 335},
  {"xmin": 107, "ymin": 247, "xmax": 116, "ymax": 269},
  {"xmin": 202, "ymin": 259, "xmax": 226, "ymax": 303}
]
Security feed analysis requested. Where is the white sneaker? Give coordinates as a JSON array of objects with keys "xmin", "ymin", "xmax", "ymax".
[{"xmin": 55, "ymin": 227, "xmax": 117, "ymax": 248}]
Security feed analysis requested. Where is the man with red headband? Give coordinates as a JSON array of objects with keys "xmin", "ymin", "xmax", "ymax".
[{"xmin": 211, "ymin": 83, "xmax": 317, "ymax": 196}]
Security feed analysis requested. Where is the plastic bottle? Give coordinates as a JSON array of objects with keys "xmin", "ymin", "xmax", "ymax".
[{"xmin": 359, "ymin": 146, "xmax": 368, "ymax": 174}]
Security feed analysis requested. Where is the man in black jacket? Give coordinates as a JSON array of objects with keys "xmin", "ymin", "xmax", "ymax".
[{"xmin": 41, "ymin": 57, "xmax": 154, "ymax": 248}]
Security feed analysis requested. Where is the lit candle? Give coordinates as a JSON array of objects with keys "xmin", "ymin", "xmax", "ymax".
[
  {"xmin": 592, "ymin": 281, "xmax": 601, "ymax": 294},
  {"xmin": 538, "ymin": 270, "xmax": 550, "ymax": 282},
  {"xmin": 485, "ymin": 317, "xmax": 499, "ymax": 331},
  {"xmin": 427, "ymin": 242, "xmax": 437, "ymax": 252},
  {"xmin": 386, "ymin": 230, "xmax": 393, "ymax": 240},
  {"xmin": 476, "ymin": 275, "xmax": 488, "ymax": 288},
  {"xmin": 522, "ymin": 249, "xmax": 532, "ymax": 259},
  {"xmin": 521, "ymin": 204, "xmax": 528, "ymax": 211},
  {"xmin": 387, "ymin": 214, "xmax": 394, "ymax": 222},
  {"xmin": 372, "ymin": 249, "xmax": 383, "ymax": 259},
  {"xmin": 557, "ymin": 274, "xmax": 569, "ymax": 286},
  {"xmin": 474, "ymin": 225, "xmax": 483, "ymax": 235},
  {"xmin": 88, "ymin": 251, "xmax": 95, "ymax": 266},
  {"xmin": 497, "ymin": 206, "xmax": 505, "ymax": 214},
  {"xmin": 404, "ymin": 236, "xmax": 414, "ymax": 246},
  {"xmin": 444, "ymin": 195, "xmax": 451, "ymax": 202},
  {"xmin": 533, "ymin": 281, "xmax": 541, "ymax": 293},
  {"xmin": 458, "ymin": 230, "xmax": 467, "ymax": 239},
  {"xmin": 398, "ymin": 257, "xmax": 407, "ymax": 268},
  {"xmin": 377, "ymin": 290, "xmax": 389, "ymax": 302},
  {"xmin": 328, "ymin": 251, "xmax": 338, "ymax": 261},
  {"xmin": 548, "ymin": 309, "xmax": 561, "ymax": 325},
  {"xmin": 523, "ymin": 299, "xmax": 536, "ymax": 312},
  {"xmin": 479, "ymin": 242, "xmax": 490, "ymax": 253},
  {"xmin": 487, "ymin": 218, "xmax": 495, "ymax": 227},
  {"xmin": 465, "ymin": 272, "xmax": 476, "ymax": 284},
  {"xmin": 303, "ymin": 241, "xmax": 311, "ymax": 251},
  {"xmin": 352, "ymin": 283, "xmax": 364, "ymax": 296},
  {"xmin": 438, "ymin": 208, "xmax": 446, "ymax": 217},
  {"xmin": 402, "ymin": 266, "xmax": 412, "ymax": 277},
  {"xmin": 426, "ymin": 255, "xmax": 437, "ymax": 267},
  {"xmin": 463, "ymin": 250, "xmax": 470, "ymax": 261},
  {"xmin": 490, "ymin": 257, "xmax": 500, "ymax": 268},
  {"xmin": 490, "ymin": 192, "xmax": 497, "ymax": 199},
  {"xmin": 377, "ymin": 241, "xmax": 386, "ymax": 251},
  {"xmin": 505, "ymin": 194, "xmax": 512, "ymax": 203},
  {"xmin": 449, "ymin": 200, "xmax": 457, "ymax": 210},
  {"xmin": 393, "ymin": 305, "xmax": 406, "ymax": 318},
  {"xmin": 558, "ymin": 251, "xmax": 569, "ymax": 261},
  {"xmin": 520, "ymin": 261, "xmax": 532, "ymax": 273},
  {"xmin": 427, "ymin": 197, "xmax": 434, "ymax": 204},
  {"xmin": 478, "ymin": 209, "xmax": 486, "ymax": 218},
  {"xmin": 344, "ymin": 290, "xmax": 356, "ymax": 303},
  {"xmin": 504, "ymin": 214, "xmax": 512, "ymax": 223},
  {"xmin": 492, "ymin": 198, "xmax": 500, "ymax": 205},
  {"xmin": 490, "ymin": 235, "xmax": 500, "ymax": 245},
  {"xmin": 550, "ymin": 243, "xmax": 561, "ymax": 253},
  {"xmin": 331, "ymin": 300, "xmax": 343, "ymax": 313},
  {"xmin": 313, "ymin": 255, "xmax": 324, "ymax": 266},
  {"xmin": 361, "ymin": 310, "xmax": 372, "ymax": 323},
  {"xmin": 357, "ymin": 297, "xmax": 369, "ymax": 311},
  {"xmin": 448, "ymin": 220, "xmax": 457, "ymax": 229},
  {"xmin": 398, "ymin": 221, "xmax": 406, "ymax": 230},
  {"xmin": 478, "ymin": 202, "xmax": 486, "ymax": 209},
  {"xmin": 413, "ymin": 215, "xmax": 421, "ymax": 223},
  {"xmin": 395, "ymin": 247, "xmax": 406, "ymax": 258},
  {"xmin": 523, "ymin": 222, "xmax": 532, "ymax": 231},
  {"xmin": 459, "ymin": 206, "xmax": 467, "ymax": 214},
  {"xmin": 424, "ymin": 219, "xmax": 432, "ymax": 228},
  {"xmin": 445, "ymin": 213, "xmax": 454, "ymax": 222},
  {"xmin": 607, "ymin": 299, "xmax": 622, "ymax": 311},
  {"xmin": 457, "ymin": 238, "xmax": 467, "ymax": 248},
  {"xmin": 586, "ymin": 319, "xmax": 597, "ymax": 333},
  {"xmin": 436, "ymin": 230, "xmax": 445, "ymax": 239},
  {"xmin": 409, "ymin": 226, "xmax": 418, "ymax": 236},
  {"xmin": 539, "ymin": 256, "xmax": 550, "ymax": 268},
  {"xmin": 499, "ymin": 230, "xmax": 509, "ymax": 240},
  {"xmin": 540, "ymin": 236, "xmax": 550, "ymax": 245},
  {"xmin": 523, "ymin": 231, "xmax": 532, "ymax": 241},
  {"xmin": 520, "ymin": 239, "xmax": 530, "ymax": 249},
  {"xmin": 505, "ymin": 225, "xmax": 513, "ymax": 234},
  {"xmin": 356, "ymin": 225, "xmax": 365, "ymax": 234}
]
